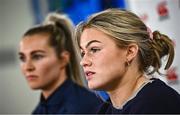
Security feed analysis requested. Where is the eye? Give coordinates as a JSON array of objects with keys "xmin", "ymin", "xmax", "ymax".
[
  {"xmin": 80, "ymin": 51, "xmax": 85, "ymax": 57},
  {"xmin": 32, "ymin": 54, "xmax": 44, "ymax": 60},
  {"xmin": 19, "ymin": 55, "xmax": 25, "ymax": 62},
  {"xmin": 90, "ymin": 47, "xmax": 101, "ymax": 53}
]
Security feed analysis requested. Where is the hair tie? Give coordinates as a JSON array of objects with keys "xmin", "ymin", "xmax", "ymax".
[{"xmin": 147, "ymin": 26, "xmax": 153, "ymax": 40}]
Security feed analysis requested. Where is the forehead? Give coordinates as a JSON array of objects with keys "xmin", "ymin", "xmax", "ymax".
[
  {"xmin": 80, "ymin": 28, "xmax": 115, "ymax": 47},
  {"xmin": 19, "ymin": 34, "xmax": 51, "ymax": 53}
]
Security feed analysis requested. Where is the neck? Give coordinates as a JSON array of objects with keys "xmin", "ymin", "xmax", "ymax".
[
  {"xmin": 108, "ymin": 71, "xmax": 147, "ymax": 108},
  {"xmin": 42, "ymin": 69, "xmax": 67, "ymax": 99}
]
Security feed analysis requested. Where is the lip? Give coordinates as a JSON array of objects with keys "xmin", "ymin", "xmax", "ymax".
[
  {"xmin": 26, "ymin": 75, "xmax": 38, "ymax": 81},
  {"xmin": 85, "ymin": 71, "xmax": 95, "ymax": 81}
]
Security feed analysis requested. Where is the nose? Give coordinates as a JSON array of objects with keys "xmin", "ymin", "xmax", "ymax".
[
  {"xmin": 23, "ymin": 60, "xmax": 35, "ymax": 72},
  {"xmin": 80, "ymin": 54, "xmax": 92, "ymax": 67}
]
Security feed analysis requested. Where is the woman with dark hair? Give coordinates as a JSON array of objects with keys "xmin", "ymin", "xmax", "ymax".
[{"xmin": 18, "ymin": 13, "xmax": 101, "ymax": 114}]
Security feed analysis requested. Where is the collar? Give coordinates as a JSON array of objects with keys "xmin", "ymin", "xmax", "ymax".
[{"xmin": 39, "ymin": 79, "xmax": 74, "ymax": 106}]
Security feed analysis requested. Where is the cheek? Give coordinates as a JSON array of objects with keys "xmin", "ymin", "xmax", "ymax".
[
  {"xmin": 38, "ymin": 60, "xmax": 61, "ymax": 77},
  {"xmin": 94, "ymin": 50, "xmax": 124, "ymax": 66},
  {"xmin": 95, "ymin": 50, "xmax": 126, "ymax": 75},
  {"xmin": 20, "ymin": 63, "xmax": 26, "ymax": 75},
  {"xmin": 109, "ymin": 54, "xmax": 126, "ymax": 72}
]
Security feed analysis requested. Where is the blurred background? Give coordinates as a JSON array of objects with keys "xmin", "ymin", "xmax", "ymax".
[{"xmin": 0, "ymin": 0, "xmax": 180, "ymax": 113}]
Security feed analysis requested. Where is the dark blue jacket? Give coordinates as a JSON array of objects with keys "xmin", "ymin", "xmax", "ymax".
[
  {"xmin": 98, "ymin": 78, "xmax": 180, "ymax": 114},
  {"xmin": 33, "ymin": 79, "xmax": 102, "ymax": 114}
]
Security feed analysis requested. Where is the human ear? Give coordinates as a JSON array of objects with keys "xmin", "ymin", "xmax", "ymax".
[
  {"xmin": 126, "ymin": 43, "xmax": 139, "ymax": 62},
  {"xmin": 59, "ymin": 51, "xmax": 70, "ymax": 67}
]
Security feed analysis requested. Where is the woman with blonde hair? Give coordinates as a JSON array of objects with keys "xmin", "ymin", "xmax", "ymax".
[
  {"xmin": 18, "ymin": 13, "xmax": 101, "ymax": 114},
  {"xmin": 75, "ymin": 8, "xmax": 180, "ymax": 114}
]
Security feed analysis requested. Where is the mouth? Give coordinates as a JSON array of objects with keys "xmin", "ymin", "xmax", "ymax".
[
  {"xmin": 26, "ymin": 75, "xmax": 38, "ymax": 81},
  {"xmin": 85, "ymin": 71, "xmax": 95, "ymax": 81}
]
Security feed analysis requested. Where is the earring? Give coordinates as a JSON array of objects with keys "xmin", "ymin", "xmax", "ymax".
[{"xmin": 125, "ymin": 59, "xmax": 130, "ymax": 67}]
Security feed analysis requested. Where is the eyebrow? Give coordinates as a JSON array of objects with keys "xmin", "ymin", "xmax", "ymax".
[
  {"xmin": 18, "ymin": 50, "xmax": 46, "ymax": 56},
  {"xmin": 80, "ymin": 40, "xmax": 102, "ymax": 49}
]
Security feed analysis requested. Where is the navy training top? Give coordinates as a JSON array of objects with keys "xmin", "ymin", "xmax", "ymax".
[
  {"xmin": 97, "ymin": 78, "xmax": 180, "ymax": 114},
  {"xmin": 32, "ymin": 79, "xmax": 102, "ymax": 114}
]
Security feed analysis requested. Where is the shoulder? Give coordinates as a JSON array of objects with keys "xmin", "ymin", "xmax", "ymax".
[
  {"xmin": 96, "ymin": 99, "xmax": 113, "ymax": 114},
  {"xmin": 70, "ymin": 81, "xmax": 103, "ymax": 103},
  {"xmin": 125, "ymin": 78, "xmax": 180, "ymax": 113},
  {"xmin": 139, "ymin": 78, "xmax": 180, "ymax": 99},
  {"xmin": 64, "ymin": 80, "xmax": 103, "ymax": 113},
  {"xmin": 70, "ymin": 80, "xmax": 101, "ymax": 99}
]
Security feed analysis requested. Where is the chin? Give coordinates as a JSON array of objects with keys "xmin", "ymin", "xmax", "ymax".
[
  {"xmin": 29, "ymin": 83, "xmax": 41, "ymax": 90},
  {"xmin": 88, "ymin": 82, "xmax": 103, "ymax": 90},
  {"xmin": 30, "ymin": 86, "xmax": 40, "ymax": 90}
]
